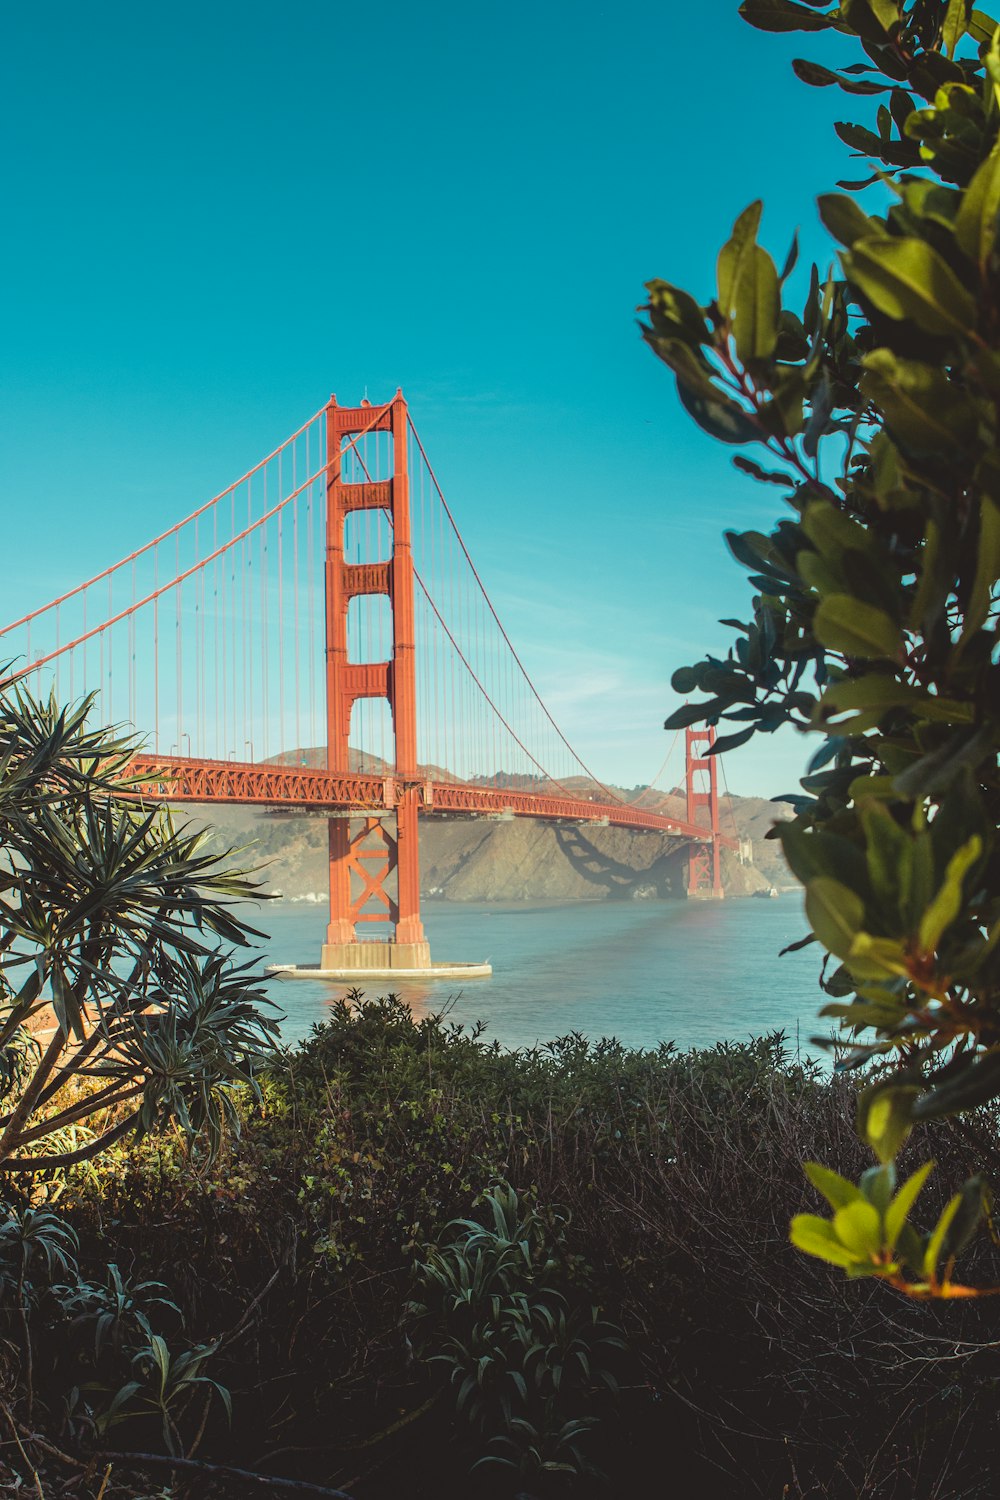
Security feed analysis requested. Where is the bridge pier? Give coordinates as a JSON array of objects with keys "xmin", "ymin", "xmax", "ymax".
[
  {"xmin": 319, "ymin": 940, "xmax": 432, "ymax": 971},
  {"xmin": 685, "ymin": 727, "xmax": 724, "ymax": 900},
  {"xmin": 312, "ymin": 390, "xmax": 487, "ymax": 981}
]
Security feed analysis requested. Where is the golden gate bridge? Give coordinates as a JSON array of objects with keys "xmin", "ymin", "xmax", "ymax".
[{"xmin": 0, "ymin": 391, "xmax": 734, "ymax": 975}]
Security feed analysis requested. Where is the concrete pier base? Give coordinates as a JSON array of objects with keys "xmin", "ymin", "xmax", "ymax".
[
  {"xmin": 320, "ymin": 940, "xmax": 432, "ymax": 971},
  {"xmin": 268, "ymin": 957, "xmax": 492, "ymax": 981},
  {"xmin": 266, "ymin": 938, "xmax": 491, "ymax": 982}
]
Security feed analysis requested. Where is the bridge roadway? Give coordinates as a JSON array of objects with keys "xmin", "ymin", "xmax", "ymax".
[{"xmin": 128, "ymin": 756, "xmax": 737, "ymax": 847}]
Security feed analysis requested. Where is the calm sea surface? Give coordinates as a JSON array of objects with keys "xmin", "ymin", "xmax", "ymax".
[{"xmin": 255, "ymin": 894, "xmax": 832, "ymax": 1056}]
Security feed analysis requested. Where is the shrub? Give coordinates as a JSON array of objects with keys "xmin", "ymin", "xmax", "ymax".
[
  {"xmin": 641, "ymin": 0, "xmax": 1000, "ymax": 1295},
  {"xmin": 44, "ymin": 997, "xmax": 1000, "ymax": 1496},
  {"xmin": 0, "ymin": 677, "xmax": 278, "ymax": 1174}
]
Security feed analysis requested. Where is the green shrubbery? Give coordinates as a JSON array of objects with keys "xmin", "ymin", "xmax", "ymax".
[
  {"xmin": 643, "ymin": 0, "xmax": 1000, "ymax": 1296},
  {"xmin": 3, "ymin": 994, "xmax": 998, "ymax": 1497},
  {"xmin": 0, "ymin": 679, "xmax": 277, "ymax": 1176}
]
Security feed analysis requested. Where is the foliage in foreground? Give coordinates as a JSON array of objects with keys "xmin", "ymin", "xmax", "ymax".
[
  {"xmin": 4, "ymin": 998, "xmax": 1000, "ymax": 1497},
  {"xmin": 642, "ymin": 0, "xmax": 1000, "ymax": 1292},
  {"xmin": 0, "ymin": 678, "xmax": 278, "ymax": 1174},
  {"xmin": 0, "ymin": 679, "xmax": 280, "ymax": 1488}
]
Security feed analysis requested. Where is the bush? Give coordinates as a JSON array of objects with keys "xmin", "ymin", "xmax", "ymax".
[
  {"xmin": 642, "ymin": 0, "xmax": 1000, "ymax": 1295},
  {"xmin": 0, "ymin": 678, "xmax": 277, "ymax": 1175},
  {"xmin": 14, "ymin": 996, "xmax": 997, "ymax": 1497}
]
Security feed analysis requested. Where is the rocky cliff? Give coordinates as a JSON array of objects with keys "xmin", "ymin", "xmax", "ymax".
[{"xmin": 185, "ymin": 794, "xmax": 793, "ymax": 902}]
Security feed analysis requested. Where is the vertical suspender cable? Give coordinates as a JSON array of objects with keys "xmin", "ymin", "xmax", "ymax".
[
  {"xmin": 278, "ymin": 452, "xmax": 285, "ymax": 760},
  {"xmin": 261, "ymin": 470, "xmax": 269, "ymax": 762},
  {"xmin": 307, "ymin": 427, "xmax": 316, "ymax": 754},
  {"xmin": 153, "ymin": 543, "xmax": 159, "ymax": 752},
  {"xmin": 293, "ymin": 444, "xmax": 300, "ymax": 758}
]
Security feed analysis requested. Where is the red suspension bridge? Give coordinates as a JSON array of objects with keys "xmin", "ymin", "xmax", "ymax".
[{"xmin": 1, "ymin": 391, "xmax": 735, "ymax": 974}]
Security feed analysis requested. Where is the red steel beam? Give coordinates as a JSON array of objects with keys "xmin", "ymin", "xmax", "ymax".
[{"xmin": 126, "ymin": 755, "xmax": 738, "ymax": 849}]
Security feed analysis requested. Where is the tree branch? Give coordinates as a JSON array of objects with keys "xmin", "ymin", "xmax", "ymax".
[
  {"xmin": 98, "ymin": 1451, "xmax": 357, "ymax": 1498},
  {"xmin": 1, "ymin": 1109, "xmax": 141, "ymax": 1171},
  {"xmin": 0, "ymin": 1029, "xmax": 67, "ymax": 1164},
  {"xmin": 13, "ymin": 1080, "xmax": 144, "ymax": 1148}
]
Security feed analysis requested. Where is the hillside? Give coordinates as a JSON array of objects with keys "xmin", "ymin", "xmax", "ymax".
[{"xmin": 184, "ymin": 788, "xmax": 794, "ymax": 903}]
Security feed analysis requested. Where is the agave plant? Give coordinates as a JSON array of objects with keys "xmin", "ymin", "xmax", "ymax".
[
  {"xmin": 0, "ymin": 674, "xmax": 278, "ymax": 1174},
  {"xmin": 408, "ymin": 1183, "xmax": 622, "ymax": 1480},
  {"xmin": 92, "ymin": 1332, "xmax": 231, "ymax": 1456},
  {"xmin": 58, "ymin": 1262, "xmax": 179, "ymax": 1361},
  {"xmin": 0, "ymin": 1203, "xmax": 80, "ymax": 1294}
]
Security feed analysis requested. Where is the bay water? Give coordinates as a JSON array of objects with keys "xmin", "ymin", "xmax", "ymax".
[{"xmin": 257, "ymin": 893, "xmax": 834, "ymax": 1057}]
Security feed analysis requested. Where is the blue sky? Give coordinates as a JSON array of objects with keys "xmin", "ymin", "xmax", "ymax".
[{"xmin": 1, "ymin": 1, "xmax": 867, "ymax": 797}]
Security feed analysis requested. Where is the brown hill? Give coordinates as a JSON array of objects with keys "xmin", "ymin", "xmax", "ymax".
[{"xmin": 184, "ymin": 790, "xmax": 793, "ymax": 903}]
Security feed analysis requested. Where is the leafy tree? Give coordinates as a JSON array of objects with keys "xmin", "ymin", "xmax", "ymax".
[
  {"xmin": 642, "ymin": 0, "xmax": 1000, "ymax": 1296},
  {"xmin": 0, "ymin": 675, "xmax": 277, "ymax": 1174}
]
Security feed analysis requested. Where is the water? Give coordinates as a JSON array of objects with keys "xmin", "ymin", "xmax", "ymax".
[{"xmin": 255, "ymin": 893, "xmax": 833, "ymax": 1056}]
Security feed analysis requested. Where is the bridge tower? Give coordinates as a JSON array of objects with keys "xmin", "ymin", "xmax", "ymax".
[
  {"xmin": 685, "ymin": 727, "xmax": 723, "ymax": 899},
  {"xmin": 322, "ymin": 391, "xmax": 431, "ymax": 971}
]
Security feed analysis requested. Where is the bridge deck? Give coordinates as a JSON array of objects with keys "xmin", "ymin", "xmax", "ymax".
[{"xmin": 128, "ymin": 756, "xmax": 737, "ymax": 847}]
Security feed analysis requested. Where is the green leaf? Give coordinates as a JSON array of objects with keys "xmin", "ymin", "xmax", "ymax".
[
  {"xmin": 835, "ymin": 119, "xmax": 901, "ymax": 161},
  {"xmin": 914, "ymin": 1049, "xmax": 1000, "ymax": 1118},
  {"xmin": 734, "ymin": 244, "xmax": 781, "ymax": 361},
  {"xmin": 884, "ymin": 1160, "xmax": 935, "ymax": 1248},
  {"xmin": 712, "ymin": 726, "xmax": 757, "ymax": 754},
  {"xmin": 790, "ymin": 1214, "xmax": 865, "ymax": 1268},
  {"xmin": 833, "ymin": 1199, "xmax": 883, "ymax": 1257},
  {"xmin": 942, "ymin": 0, "xmax": 970, "ymax": 56},
  {"xmin": 804, "ymin": 1160, "xmax": 863, "ymax": 1210},
  {"xmin": 842, "ymin": 236, "xmax": 977, "ymax": 338},
  {"xmin": 793, "ymin": 57, "xmax": 889, "ymax": 92},
  {"xmin": 732, "ymin": 454, "xmax": 796, "ymax": 486},
  {"xmin": 961, "ymin": 496, "xmax": 1000, "ymax": 640},
  {"xmin": 842, "ymin": 0, "xmax": 900, "ymax": 40},
  {"xmin": 818, "ymin": 676, "xmax": 917, "ymax": 714},
  {"xmin": 889, "ymin": 87, "xmax": 916, "ymax": 133},
  {"xmin": 801, "ymin": 497, "xmax": 874, "ymax": 557},
  {"xmin": 918, "ymin": 834, "xmax": 982, "ymax": 953},
  {"xmin": 940, "ymin": 1174, "xmax": 990, "ymax": 1263},
  {"xmin": 860, "ymin": 349, "xmax": 977, "ymax": 452},
  {"xmin": 641, "ymin": 326, "xmax": 716, "ymax": 393},
  {"xmin": 820, "ymin": 996, "xmax": 907, "ymax": 1027},
  {"xmin": 820, "ymin": 673, "xmax": 973, "ymax": 724},
  {"xmin": 923, "ymin": 1193, "xmax": 962, "ymax": 1281},
  {"xmin": 718, "ymin": 202, "xmax": 763, "ymax": 318},
  {"xmin": 857, "ymin": 1082, "xmax": 919, "ymax": 1164},
  {"xmin": 664, "ymin": 699, "xmax": 721, "ymax": 730},
  {"xmin": 846, "ymin": 930, "xmax": 910, "ymax": 979},
  {"xmin": 644, "ymin": 280, "xmax": 709, "ymax": 347},
  {"xmin": 954, "ymin": 148, "xmax": 1000, "ymax": 268},
  {"xmin": 893, "ymin": 725, "xmax": 995, "ymax": 799},
  {"xmin": 727, "ymin": 530, "xmax": 799, "ymax": 586},
  {"xmin": 813, "ymin": 595, "xmax": 903, "ymax": 658},
  {"xmin": 862, "ymin": 801, "xmax": 912, "ymax": 909},
  {"xmin": 969, "ymin": 8, "xmax": 999, "ymax": 44},
  {"xmin": 760, "ymin": 365, "xmax": 808, "ymax": 437},
  {"xmin": 859, "ymin": 1163, "xmax": 896, "ymax": 1214},
  {"xmin": 909, "ymin": 517, "xmax": 943, "ymax": 632},
  {"xmin": 670, "ymin": 666, "xmax": 699, "ymax": 694},
  {"xmin": 806, "ymin": 875, "xmax": 865, "ymax": 959},
  {"xmin": 740, "ymin": 0, "xmax": 834, "ymax": 31},
  {"xmin": 793, "ymin": 57, "xmax": 841, "ymax": 86},
  {"xmin": 676, "ymin": 382, "xmax": 760, "ymax": 444},
  {"xmin": 779, "ymin": 824, "xmax": 869, "ymax": 890},
  {"xmin": 818, "ymin": 192, "xmax": 882, "ymax": 246}
]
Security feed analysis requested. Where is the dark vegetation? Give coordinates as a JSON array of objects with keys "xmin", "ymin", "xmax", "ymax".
[
  {"xmin": 6, "ymin": 997, "xmax": 1000, "ymax": 1499},
  {"xmin": 644, "ymin": 0, "xmax": 1000, "ymax": 1293}
]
